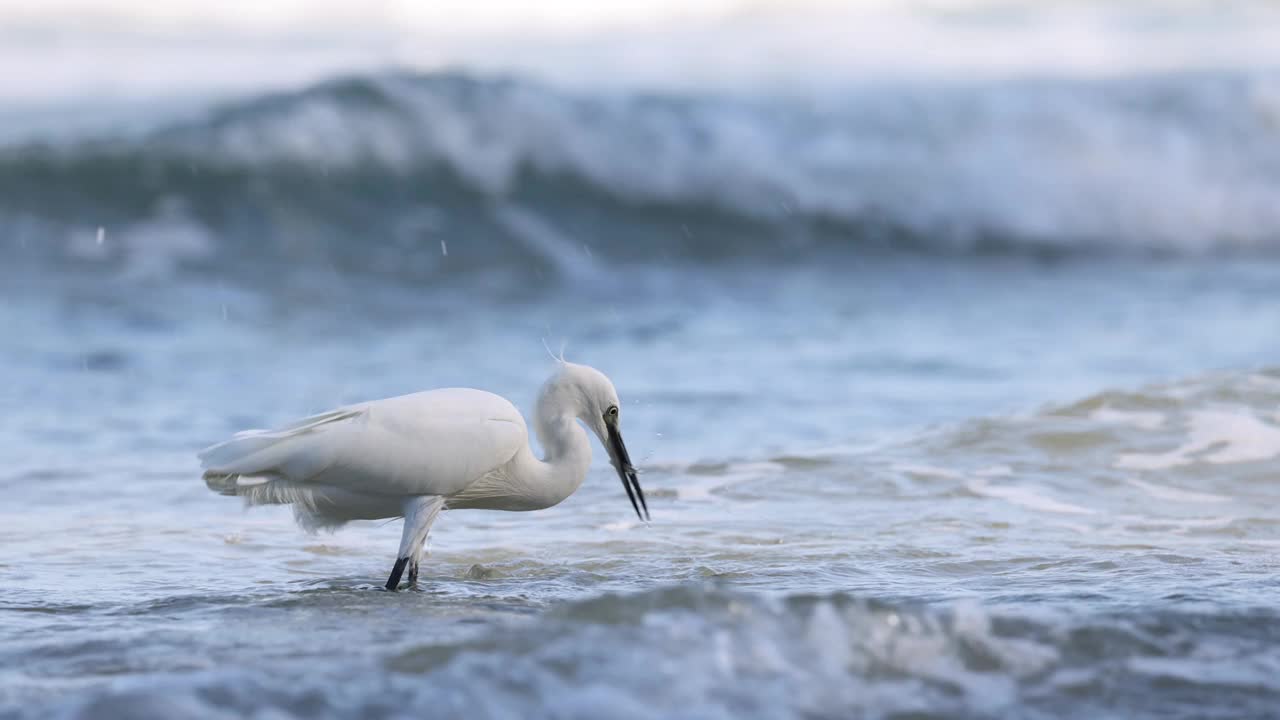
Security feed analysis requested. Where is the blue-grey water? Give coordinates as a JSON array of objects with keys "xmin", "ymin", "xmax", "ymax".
[{"xmin": 4, "ymin": 22, "xmax": 1280, "ymax": 718}]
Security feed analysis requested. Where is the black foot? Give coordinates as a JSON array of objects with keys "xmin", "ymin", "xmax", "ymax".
[
  {"xmin": 385, "ymin": 557, "xmax": 409, "ymax": 591},
  {"xmin": 408, "ymin": 560, "xmax": 419, "ymax": 588}
]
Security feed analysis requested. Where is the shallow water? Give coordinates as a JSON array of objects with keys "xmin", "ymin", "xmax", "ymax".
[
  {"xmin": 6, "ymin": 6, "xmax": 1280, "ymax": 711},
  {"xmin": 3, "ymin": 257, "xmax": 1280, "ymax": 719}
]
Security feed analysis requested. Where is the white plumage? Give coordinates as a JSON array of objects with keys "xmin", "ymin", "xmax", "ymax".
[{"xmin": 199, "ymin": 362, "xmax": 648, "ymax": 590}]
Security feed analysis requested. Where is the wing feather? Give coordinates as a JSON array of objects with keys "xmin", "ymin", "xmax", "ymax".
[{"xmin": 199, "ymin": 388, "xmax": 526, "ymax": 498}]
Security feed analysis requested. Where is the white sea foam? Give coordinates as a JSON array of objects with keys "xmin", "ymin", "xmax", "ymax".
[
  {"xmin": 894, "ymin": 463, "xmax": 966, "ymax": 480},
  {"xmin": 966, "ymin": 478, "xmax": 1096, "ymax": 515},
  {"xmin": 1124, "ymin": 478, "xmax": 1231, "ymax": 504},
  {"xmin": 39, "ymin": 68, "xmax": 1253, "ymax": 257},
  {"xmin": 1091, "ymin": 407, "xmax": 1166, "ymax": 431},
  {"xmin": 1116, "ymin": 410, "xmax": 1280, "ymax": 470}
]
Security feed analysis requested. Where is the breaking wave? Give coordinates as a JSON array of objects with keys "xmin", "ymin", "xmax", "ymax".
[
  {"xmin": 4, "ymin": 70, "xmax": 1280, "ymax": 281},
  {"xmin": 36, "ymin": 585, "xmax": 1280, "ymax": 720}
]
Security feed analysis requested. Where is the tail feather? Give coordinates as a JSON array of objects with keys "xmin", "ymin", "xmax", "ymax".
[
  {"xmin": 202, "ymin": 471, "xmax": 336, "ymax": 531},
  {"xmin": 202, "ymin": 471, "xmax": 274, "ymax": 496},
  {"xmin": 203, "ymin": 471, "xmax": 240, "ymax": 496},
  {"xmin": 204, "ymin": 473, "xmax": 403, "ymax": 532},
  {"xmin": 199, "ymin": 405, "xmax": 398, "ymax": 532}
]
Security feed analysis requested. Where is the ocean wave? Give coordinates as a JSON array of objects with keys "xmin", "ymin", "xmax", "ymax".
[
  {"xmin": 34, "ymin": 585, "xmax": 1280, "ymax": 720},
  {"xmin": 756, "ymin": 367, "xmax": 1280, "ymax": 558},
  {"xmin": 4, "ymin": 70, "xmax": 1280, "ymax": 281},
  {"xmin": 883, "ymin": 366, "xmax": 1280, "ymax": 468}
]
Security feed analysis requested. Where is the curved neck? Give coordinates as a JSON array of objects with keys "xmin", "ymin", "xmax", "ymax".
[
  {"xmin": 536, "ymin": 411, "xmax": 589, "ymax": 464},
  {"xmin": 519, "ymin": 406, "xmax": 591, "ymax": 508}
]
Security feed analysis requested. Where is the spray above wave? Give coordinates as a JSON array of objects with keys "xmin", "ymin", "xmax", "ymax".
[{"xmin": 4, "ymin": 70, "xmax": 1280, "ymax": 280}]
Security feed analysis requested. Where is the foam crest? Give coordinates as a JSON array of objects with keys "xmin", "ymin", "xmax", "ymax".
[
  {"xmin": 1117, "ymin": 409, "xmax": 1280, "ymax": 471},
  {"xmin": 5, "ymin": 70, "xmax": 1280, "ymax": 283}
]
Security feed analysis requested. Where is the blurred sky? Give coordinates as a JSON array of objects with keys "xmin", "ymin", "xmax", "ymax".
[
  {"xmin": 3, "ymin": 0, "xmax": 1273, "ymax": 36},
  {"xmin": 3, "ymin": 0, "xmax": 1279, "ymax": 112},
  {"xmin": 0, "ymin": 0, "xmax": 746, "ymax": 35}
]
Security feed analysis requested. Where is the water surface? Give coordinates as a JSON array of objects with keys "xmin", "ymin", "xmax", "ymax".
[{"xmin": 4, "ymin": 257, "xmax": 1280, "ymax": 719}]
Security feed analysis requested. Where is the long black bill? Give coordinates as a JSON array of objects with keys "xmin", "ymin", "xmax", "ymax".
[{"xmin": 606, "ymin": 423, "xmax": 649, "ymax": 522}]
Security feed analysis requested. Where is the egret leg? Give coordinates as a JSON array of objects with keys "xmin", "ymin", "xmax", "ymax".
[
  {"xmin": 407, "ymin": 524, "xmax": 432, "ymax": 588},
  {"xmin": 384, "ymin": 496, "xmax": 445, "ymax": 591},
  {"xmin": 385, "ymin": 558, "xmax": 409, "ymax": 591}
]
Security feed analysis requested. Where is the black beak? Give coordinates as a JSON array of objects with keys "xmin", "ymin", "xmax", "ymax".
[{"xmin": 606, "ymin": 422, "xmax": 649, "ymax": 522}]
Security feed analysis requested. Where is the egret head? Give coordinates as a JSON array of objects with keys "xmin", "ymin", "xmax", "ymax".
[{"xmin": 539, "ymin": 362, "xmax": 649, "ymax": 521}]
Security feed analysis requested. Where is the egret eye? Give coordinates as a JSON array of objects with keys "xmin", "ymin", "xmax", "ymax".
[{"xmin": 605, "ymin": 405, "xmax": 619, "ymax": 420}]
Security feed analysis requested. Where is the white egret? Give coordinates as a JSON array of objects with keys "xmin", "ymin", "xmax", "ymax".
[{"xmin": 199, "ymin": 362, "xmax": 648, "ymax": 590}]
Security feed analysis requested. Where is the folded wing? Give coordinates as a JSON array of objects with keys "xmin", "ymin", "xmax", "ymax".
[{"xmin": 199, "ymin": 388, "xmax": 527, "ymax": 499}]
